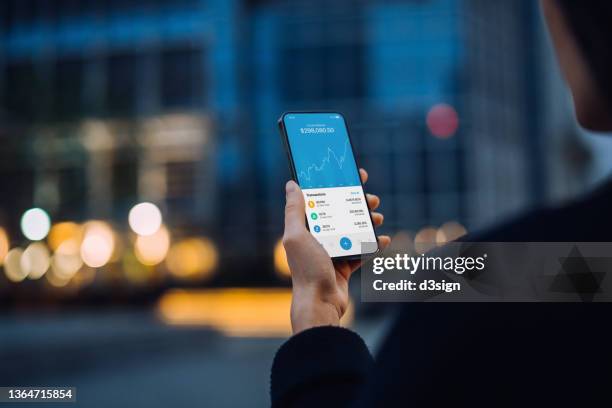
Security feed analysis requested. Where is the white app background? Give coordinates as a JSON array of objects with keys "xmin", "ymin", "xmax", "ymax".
[{"xmin": 303, "ymin": 186, "xmax": 377, "ymax": 257}]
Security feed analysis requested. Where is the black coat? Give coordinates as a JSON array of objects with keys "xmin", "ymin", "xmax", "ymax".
[{"xmin": 271, "ymin": 180, "xmax": 612, "ymax": 407}]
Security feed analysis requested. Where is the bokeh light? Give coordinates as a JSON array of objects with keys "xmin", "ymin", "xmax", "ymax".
[
  {"xmin": 21, "ymin": 242, "xmax": 51, "ymax": 280},
  {"xmin": 134, "ymin": 225, "xmax": 170, "ymax": 266},
  {"xmin": 48, "ymin": 222, "xmax": 82, "ymax": 251},
  {"xmin": 20, "ymin": 208, "xmax": 51, "ymax": 241},
  {"xmin": 0, "ymin": 227, "xmax": 9, "ymax": 265},
  {"xmin": 4, "ymin": 248, "xmax": 26, "ymax": 282},
  {"xmin": 414, "ymin": 226, "xmax": 438, "ymax": 254},
  {"xmin": 157, "ymin": 288, "xmax": 293, "ymax": 336},
  {"xmin": 157, "ymin": 288, "xmax": 355, "ymax": 337},
  {"xmin": 51, "ymin": 239, "xmax": 83, "ymax": 279},
  {"xmin": 436, "ymin": 221, "xmax": 467, "ymax": 245},
  {"xmin": 128, "ymin": 202, "xmax": 162, "ymax": 236},
  {"xmin": 273, "ymin": 239, "xmax": 290, "ymax": 278},
  {"xmin": 46, "ymin": 269, "xmax": 71, "ymax": 287},
  {"xmin": 426, "ymin": 103, "xmax": 459, "ymax": 138},
  {"xmin": 81, "ymin": 236, "xmax": 112, "ymax": 268},
  {"xmin": 80, "ymin": 221, "xmax": 115, "ymax": 268},
  {"xmin": 166, "ymin": 237, "xmax": 218, "ymax": 281}
]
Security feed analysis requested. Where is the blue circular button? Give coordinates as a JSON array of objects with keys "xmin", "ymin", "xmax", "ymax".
[
  {"xmin": 313, "ymin": 225, "xmax": 321, "ymax": 233},
  {"xmin": 340, "ymin": 237, "xmax": 352, "ymax": 250}
]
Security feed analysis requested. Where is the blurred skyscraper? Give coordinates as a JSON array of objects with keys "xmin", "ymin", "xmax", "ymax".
[
  {"xmin": 252, "ymin": 0, "xmax": 548, "ymax": 237},
  {"xmin": 0, "ymin": 0, "xmax": 235, "ymax": 221}
]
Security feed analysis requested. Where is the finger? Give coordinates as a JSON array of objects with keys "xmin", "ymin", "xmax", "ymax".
[
  {"xmin": 377, "ymin": 235, "xmax": 391, "ymax": 250},
  {"xmin": 366, "ymin": 193, "xmax": 380, "ymax": 211},
  {"xmin": 359, "ymin": 168, "xmax": 368, "ymax": 184},
  {"xmin": 334, "ymin": 260, "xmax": 353, "ymax": 281},
  {"xmin": 284, "ymin": 181, "xmax": 306, "ymax": 236},
  {"xmin": 346, "ymin": 235, "xmax": 391, "ymax": 274},
  {"xmin": 371, "ymin": 212, "xmax": 384, "ymax": 227},
  {"xmin": 347, "ymin": 259, "xmax": 362, "ymax": 274}
]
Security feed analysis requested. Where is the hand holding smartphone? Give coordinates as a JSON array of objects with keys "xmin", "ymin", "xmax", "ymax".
[{"xmin": 279, "ymin": 112, "xmax": 379, "ymax": 260}]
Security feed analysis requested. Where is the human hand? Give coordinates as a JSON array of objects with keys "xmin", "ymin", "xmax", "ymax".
[{"xmin": 282, "ymin": 169, "xmax": 391, "ymax": 334}]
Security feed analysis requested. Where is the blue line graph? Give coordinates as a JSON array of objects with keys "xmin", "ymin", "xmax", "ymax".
[{"xmin": 284, "ymin": 113, "xmax": 361, "ymax": 189}]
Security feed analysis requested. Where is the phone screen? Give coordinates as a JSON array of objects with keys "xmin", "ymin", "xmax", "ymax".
[{"xmin": 282, "ymin": 112, "xmax": 378, "ymax": 258}]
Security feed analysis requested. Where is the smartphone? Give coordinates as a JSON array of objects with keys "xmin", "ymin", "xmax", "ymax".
[{"xmin": 278, "ymin": 112, "xmax": 379, "ymax": 260}]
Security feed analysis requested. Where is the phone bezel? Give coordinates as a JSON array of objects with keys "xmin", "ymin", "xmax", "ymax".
[{"xmin": 278, "ymin": 110, "xmax": 380, "ymax": 261}]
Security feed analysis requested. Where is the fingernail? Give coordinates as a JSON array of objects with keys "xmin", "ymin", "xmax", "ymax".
[{"xmin": 286, "ymin": 180, "xmax": 297, "ymax": 193}]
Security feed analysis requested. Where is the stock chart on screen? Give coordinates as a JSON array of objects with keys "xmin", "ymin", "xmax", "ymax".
[{"xmin": 284, "ymin": 113, "xmax": 361, "ymax": 189}]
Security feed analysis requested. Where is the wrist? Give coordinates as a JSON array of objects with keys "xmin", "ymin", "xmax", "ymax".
[{"xmin": 291, "ymin": 290, "xmax": 341, "ymax": 334}]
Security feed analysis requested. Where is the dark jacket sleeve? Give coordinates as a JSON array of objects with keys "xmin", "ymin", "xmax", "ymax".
[{"xmin": 270, "ymin": 326, "xmax": 373, "ymax": 408}]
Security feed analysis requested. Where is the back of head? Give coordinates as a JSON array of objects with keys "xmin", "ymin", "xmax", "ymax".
[{"xmin": 556, "ymin": 0, "xmax": 612, "ymax": 128}]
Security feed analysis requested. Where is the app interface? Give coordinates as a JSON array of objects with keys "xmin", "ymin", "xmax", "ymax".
[{"xmin": 284, "ymin": 113, "xmax": 377, "ymax": 257}]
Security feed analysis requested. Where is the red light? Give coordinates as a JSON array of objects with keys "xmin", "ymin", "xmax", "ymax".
[{"xmin": 426, "ymin": 103, "xmax": 459, "ymax": 139}]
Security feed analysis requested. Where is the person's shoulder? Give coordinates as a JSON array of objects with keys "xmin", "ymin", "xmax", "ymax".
[{"xmin": 465, "ymin": 178, "xmax": 612, "ymax": 242}]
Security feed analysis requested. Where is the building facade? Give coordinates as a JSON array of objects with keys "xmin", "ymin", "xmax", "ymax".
[{"xmin": 0, "ymin": 0, "xmax": 575, "ymax": 288}]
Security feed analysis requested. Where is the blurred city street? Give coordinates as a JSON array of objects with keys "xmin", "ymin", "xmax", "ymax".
[{"xmin": 1, "ymin": 309, "xmax": 390, "ymax": 407}]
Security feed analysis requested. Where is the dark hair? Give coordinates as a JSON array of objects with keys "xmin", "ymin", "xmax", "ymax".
[{"xmin": 557, "ymin": 0, "xmax": 612, "ymax": 105}]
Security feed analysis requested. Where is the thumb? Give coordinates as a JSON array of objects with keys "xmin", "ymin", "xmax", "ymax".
[{"xmin": 284, "ymin": 180, "xmax": 306, "ymax": 236}]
